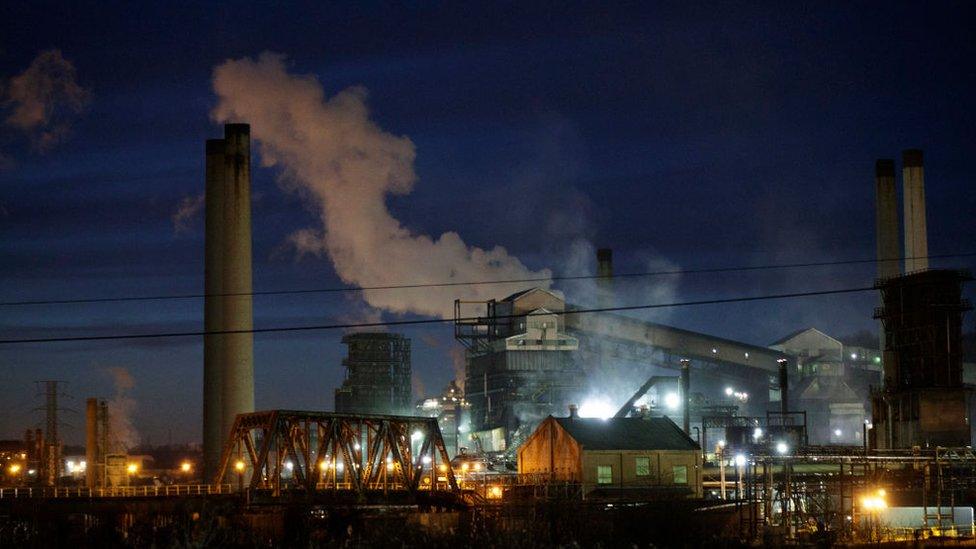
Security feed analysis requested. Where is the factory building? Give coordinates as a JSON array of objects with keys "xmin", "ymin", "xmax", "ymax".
[
  {"xmin": 872, "ymin": 269, "xmax": 972, "ymax": 448},
  {"xmin": 415, "ymin": 380, "xmax": 470, "ymax": 456},
  {"xmin": 456, "ymin": 279, "xmax": 791, "ymax": 452},
  {"xmin": 518, "ymin": 414, "xmax": 702, "ymax": 498},
  {"xmin": 868, "ymin": 149, "xmax": 973, "ymax": 449},
  {"xmin": 769, "ymin": 328, "xmax": 880, "ymax": 444},
  {"xmin": 334, "ymin": 333, "xmax": 413, "ymax": 416}
]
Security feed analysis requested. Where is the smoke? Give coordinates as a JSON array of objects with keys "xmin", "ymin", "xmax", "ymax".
[
  {"xmin": 105, "ymin": 367, "xmax": 139, "ymax": 452},
  {"xmin": 171, "ymin": 192, "xmax": 205, "ymax": 233},
  {"xmin": 211, "ymin": 53, "xmax": 551, "ymax": 319},
  {"xmin": 3, "ymin": 49, "xmax": 90, "ymax": 151}
]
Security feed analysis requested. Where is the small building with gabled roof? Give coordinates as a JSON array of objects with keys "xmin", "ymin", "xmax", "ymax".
[{"xmin": 517, "ymin": 415, "xmax": 702, "ymax": 498}]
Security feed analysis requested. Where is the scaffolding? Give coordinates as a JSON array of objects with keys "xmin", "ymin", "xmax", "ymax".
[{"xmin": 334, "ymin": 333, "xmax": 412, "ymax": 416}]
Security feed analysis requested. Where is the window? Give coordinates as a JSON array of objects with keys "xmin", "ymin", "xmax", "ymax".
[
  {"xmin": 635, "ymin": 457, "xmax": 651, "ymax": 477},
  {"xmin": 597, "ymin": 465, "xmax": 613, "ymax": 485},
  {"xmin": 672, "ymin": 465, "xmax": 688, "ymax": 484}
]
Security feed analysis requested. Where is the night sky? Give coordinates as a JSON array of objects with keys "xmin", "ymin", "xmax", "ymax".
[{"xmin": 1, "ymin": 2, "xmax": 974, "ymax": 445}]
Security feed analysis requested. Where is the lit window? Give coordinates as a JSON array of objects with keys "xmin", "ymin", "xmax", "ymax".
[
  {"xmin": 635, "ymin": 457, "xmax": 650, "ymax": 477},
  {"xmin": 672, "ymin": 465, "xmax": 688, "ymax": 485},
  {"xmin": 597, "ymin": 465, "xmax": 613, "ymax": 485}
]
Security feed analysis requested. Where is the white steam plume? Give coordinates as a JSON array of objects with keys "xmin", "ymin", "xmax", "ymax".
[
  {"xmin": 211, "ymin": 53, "xmax": 550, "ymax": 318},
  {"xmin": 171, "ymin": 192, "xmax": 204, "ymax": 233},
  {"xmin": 105, "ymin": 367, "xmax": 139, "ymax": 452}
]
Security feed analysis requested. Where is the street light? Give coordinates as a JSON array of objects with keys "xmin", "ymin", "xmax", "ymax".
[
  {"xmin": 180, "ymin": 461, "xmax": 192, "ymax": 474},
  {"xmin": 775, "ymin": 441, "xmax": 789, "ymax": 455},
  {"xmin": 234, "ymin": 459, "xmax": 246, "ymax": 492}
]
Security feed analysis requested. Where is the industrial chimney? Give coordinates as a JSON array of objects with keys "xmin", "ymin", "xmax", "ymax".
[
  {"xmin": 902, "ymin": 149, "xmax": 928, "ymax": 273},
  {"xmin": 203, "ymin": 123, "xmax": 255, "ymax": 480},
  {"xmin": 874, "ymin": 159, "xmax": 900, "ymax": 279},
  {"xmin": 596, "ymin": 248, "xmax": 613, "ymax": 309}
]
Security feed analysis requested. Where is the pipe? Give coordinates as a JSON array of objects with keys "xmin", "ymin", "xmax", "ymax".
[
  {"xmin": 85, "ymin": 398, "xmax": 97, "ymax": 490},
  {"xmin": 680, "ymin": 359, "xmax": 691, "ymax": 435},
  {"xmin": 902, "ymin": 149, "xmax": 928, "ymax": 272}
]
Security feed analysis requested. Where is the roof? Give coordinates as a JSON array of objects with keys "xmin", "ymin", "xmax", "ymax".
[
  {"xmin": 553, "ymin": 416, "xmax": 699, "ymax": 451},
  {"xmin": 769, "ymin": 327, "xmax": 839, "ymax": 348}
]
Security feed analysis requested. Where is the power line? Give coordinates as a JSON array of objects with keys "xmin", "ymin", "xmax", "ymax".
[
  {"xmin": 0, "ymin": 284, "xmax": 877, "ymax": 345},
  {"xmin": 2, "ymin": 251, "xmax": 973, "ymax": 308}
]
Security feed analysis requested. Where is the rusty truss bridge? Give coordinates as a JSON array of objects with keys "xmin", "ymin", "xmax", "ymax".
[{"xmin": 214, "ymin": 410, "xmax": 462, "ymax": 506}]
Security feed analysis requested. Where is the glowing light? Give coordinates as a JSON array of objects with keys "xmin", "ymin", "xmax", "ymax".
[
  {"xmin": 284, "ymin": 460, "xmax": 294, "ymax": 470},
  {"xmin": 458, "ymin": 424, "xmax": 468, "ymax": 433},
  {"xmin": 180, "ymin": 461, "xmax": 192, "ymax": 473},
  {"xmin": 461, "ymin": 463, "xmax": 469, "ymax": 472},
  {"xmin": 717, "ymin": 440, "xmax": 726, "ymax": 448},
  {"xmin": 411, "ymin": 431, "xmax": 423, "ymax": 441},
  {"xmin": 664, "ymin": 392, "xmax": 681, "ymax": 410},
  {"xmin": 851, "ymin": 353, "xmax": 858, "ymax": 360},
  {"xmin": 439, "ymin": 464, "xmax": 448, "ymax": 472},
  {"xmin": 319, "ymin": 460, "xmax": 329, "ymax": 471},
  {"xmin": 833, "ymin": 429, "xmax": 842, "ymax": 437},
  {"xmin": 724, "ymin": 387, "xmax": 734, "ymax": 396},
  {"xmin": 861, "ymin": 489, "xmax": 888, "ymax": 511},
  {"xmin": 127, "ymin": 463, "xmax": 139, "ymax": 474},
  {"xmin": 753, "ymin": 428, "xmax": 763, "ymax": 440},
  {"xmin": 234, "ymin": 460, "xmax": 246, "ymax": 472},
  {"xmin": 579, "ymin": 398, "xmax": 615, "ymax": 419},
  {"xmin": 336, "ymin": 462, "xmax": 344, "ymax": 472},
  {"xmin": 8, "ymin": 464, "xmax": 22, "ymax": 474},
  {"xmin": 711, "ymin": 348, "xmax": 718, "ymax": 354},
  {"xmin": 473, "ymin": 463, "xmax": 481, "ymax": 471},
  {"xmin": 386, "ymin": 462, "xmax": 394, "ymax": 471},
  {"xmin": 353, "ymin": 443, "xmax": 361, "ymax": 451},
  {"xmin": 421, "ymin": 456, "xmax": 432, "ymax": 465},
  {"xmin": 487, "ymin": 485, "xmax": 503, "ymax": 499},
  {"xmin": 734, "ymin": 454, "xmax": 747, "ymax": 467},
  {"xmin": 775, "ymin": 441, "xmax": 789, "ymax": 455}
]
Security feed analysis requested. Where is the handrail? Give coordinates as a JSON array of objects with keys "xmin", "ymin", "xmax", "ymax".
[{"xmin": 0, "ymin": 484, "xmax": 234, "ymax": 499}]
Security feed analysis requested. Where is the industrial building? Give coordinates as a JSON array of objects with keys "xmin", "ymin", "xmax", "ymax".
[
  {"xmin": 868, "ymin": 149, "xmax": 973, "ymax": 449},
  {"xmin": 456, "ymin": 281, "xmax": 792, "ymax": 452},
  {"xmin": 518, "ymin": 414, "xmax": 702, "ymax": 498},
  {"xmin": 415, "ymin": 380, "xmax": 470, "ymax": 456},
  {"xmin": 334, "ymin": 333, "xmax": 413, "ymax": 416}
]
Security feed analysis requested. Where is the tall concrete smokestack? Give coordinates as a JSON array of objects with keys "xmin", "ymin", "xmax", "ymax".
[
  {"xmin": 874, "ymin": 159, "xmax": 900, "ymax": 279},
  {"xmin": 902, "ymin": 149, "xmax": 928, "ymax": 273},
  {"xmin": 596, "ymin": 248, "xmax": 613, "ymax": 309},
  {"xmin": 203, "ymin": 123, "xmax": 254, "ymax": 480}
]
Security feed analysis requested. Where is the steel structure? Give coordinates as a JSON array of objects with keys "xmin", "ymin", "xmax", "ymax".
[
  {"xmin": 214, "ymin": 410, "xmax": 459, "ymax": 500},
  {"xmin": 334, "ymin": 333, "xmax": 412, "ymax": 416}
]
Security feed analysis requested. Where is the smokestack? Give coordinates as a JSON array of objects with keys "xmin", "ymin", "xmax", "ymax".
[
  {"xmin": 596, "ymin": 248, "xmax": 613, "ymax": 309},
  {"xmin": 568, "ymin": 404, "xmax": 579, "ymax": 419},
  {"xmin": 85, "ymin": 398, "xmax": 97, "ymax": 489},
  {"xmin": 777, "ymin": 358, "xmax": 789, "ymax": 416},
  {"xmin": 203, "ymin": 123, "xmax": 255, "ymax": 480},
  {"xmin": 875, "ymin": 159, "xmax": 900, "ymax": 279},
  {"xmin": 902, "ymin": 149, "xmax": 928, "ymax": 272},
  {"xmin": 680, "ymin": 359, "xmax": 690, "ymax": 435}
]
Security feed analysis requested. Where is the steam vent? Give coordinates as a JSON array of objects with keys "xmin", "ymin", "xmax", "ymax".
[{"xmin": 203, "ymin": 123, "xmax": 255, "ymax": 480}]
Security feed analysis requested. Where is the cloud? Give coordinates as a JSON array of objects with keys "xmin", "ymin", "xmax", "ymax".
[
  {"xmin": 172, "ymin": 192, "xmax": 205, "ymax": 233},
  {"xmin": 3, "ymin": 49, "xmax": 90, "ymax": 151},
  {"xmin": 211, "ymin": 52, "xmax": 551, "ymax": 319}
]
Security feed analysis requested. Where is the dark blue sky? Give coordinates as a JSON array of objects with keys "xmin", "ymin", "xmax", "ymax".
[{"xmin": 1, "ymin": 2, "xmax": 974, "ymax": 444}]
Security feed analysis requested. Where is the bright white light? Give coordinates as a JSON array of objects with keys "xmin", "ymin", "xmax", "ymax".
[
  {"xmin": 851, "ymin": 353, "xmax": 857, "ymax": 360},
  {"xmin": 717, "ymin": 440, "xmax": 726, "ymax": 448},
  {"xmin": 421, "ymin": 456, "xmax": 432, "ymax": 465},
  {"xmin": 336, "ymin": 462, "xmax": 344, "ymax": 471},
  {"xmin": 458, "ymin": 424, "xmax": 468, "ymax": 433},
  {"xmin": 776, "ymin": 441, "xmax": 789, "ymax": 455},
  {"xmin": 744, "ymin": 352, "xmax": 749, "ymax": 358},
  {"xmin": 753, "ymin": 428, "xmax": 763, "ymax": 440},
  {"xmin": 712, "ymin": 348, "xmax": 718, "ymax": 354},
  {"xmin": 725, "ymin": 387, "xmax": 734, "ymax": 396},
  {"xmin": 353, "ymin": 443, "xmax": 361, "ymax": 451},
  {"xmin": 734, "ymin": 454, "xmax": 747, "ymax": 467},
  {"xmin": 284, "ymin": 460, "xmax": 294, "ymax": 470},
  {"xmin": 664, "ymin": 392, "xmax": 681, "ymax": 410},
  {"xmin": 578, "ymin": 398, "xmax": 614, "ymax": 420},
  {"xmin": 834, "ymin": 429, "xmax": 842, "ymax": 437},
  {"xmin": 411, "ymin": 431, "xmax": 423, "ymax": 440}
]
